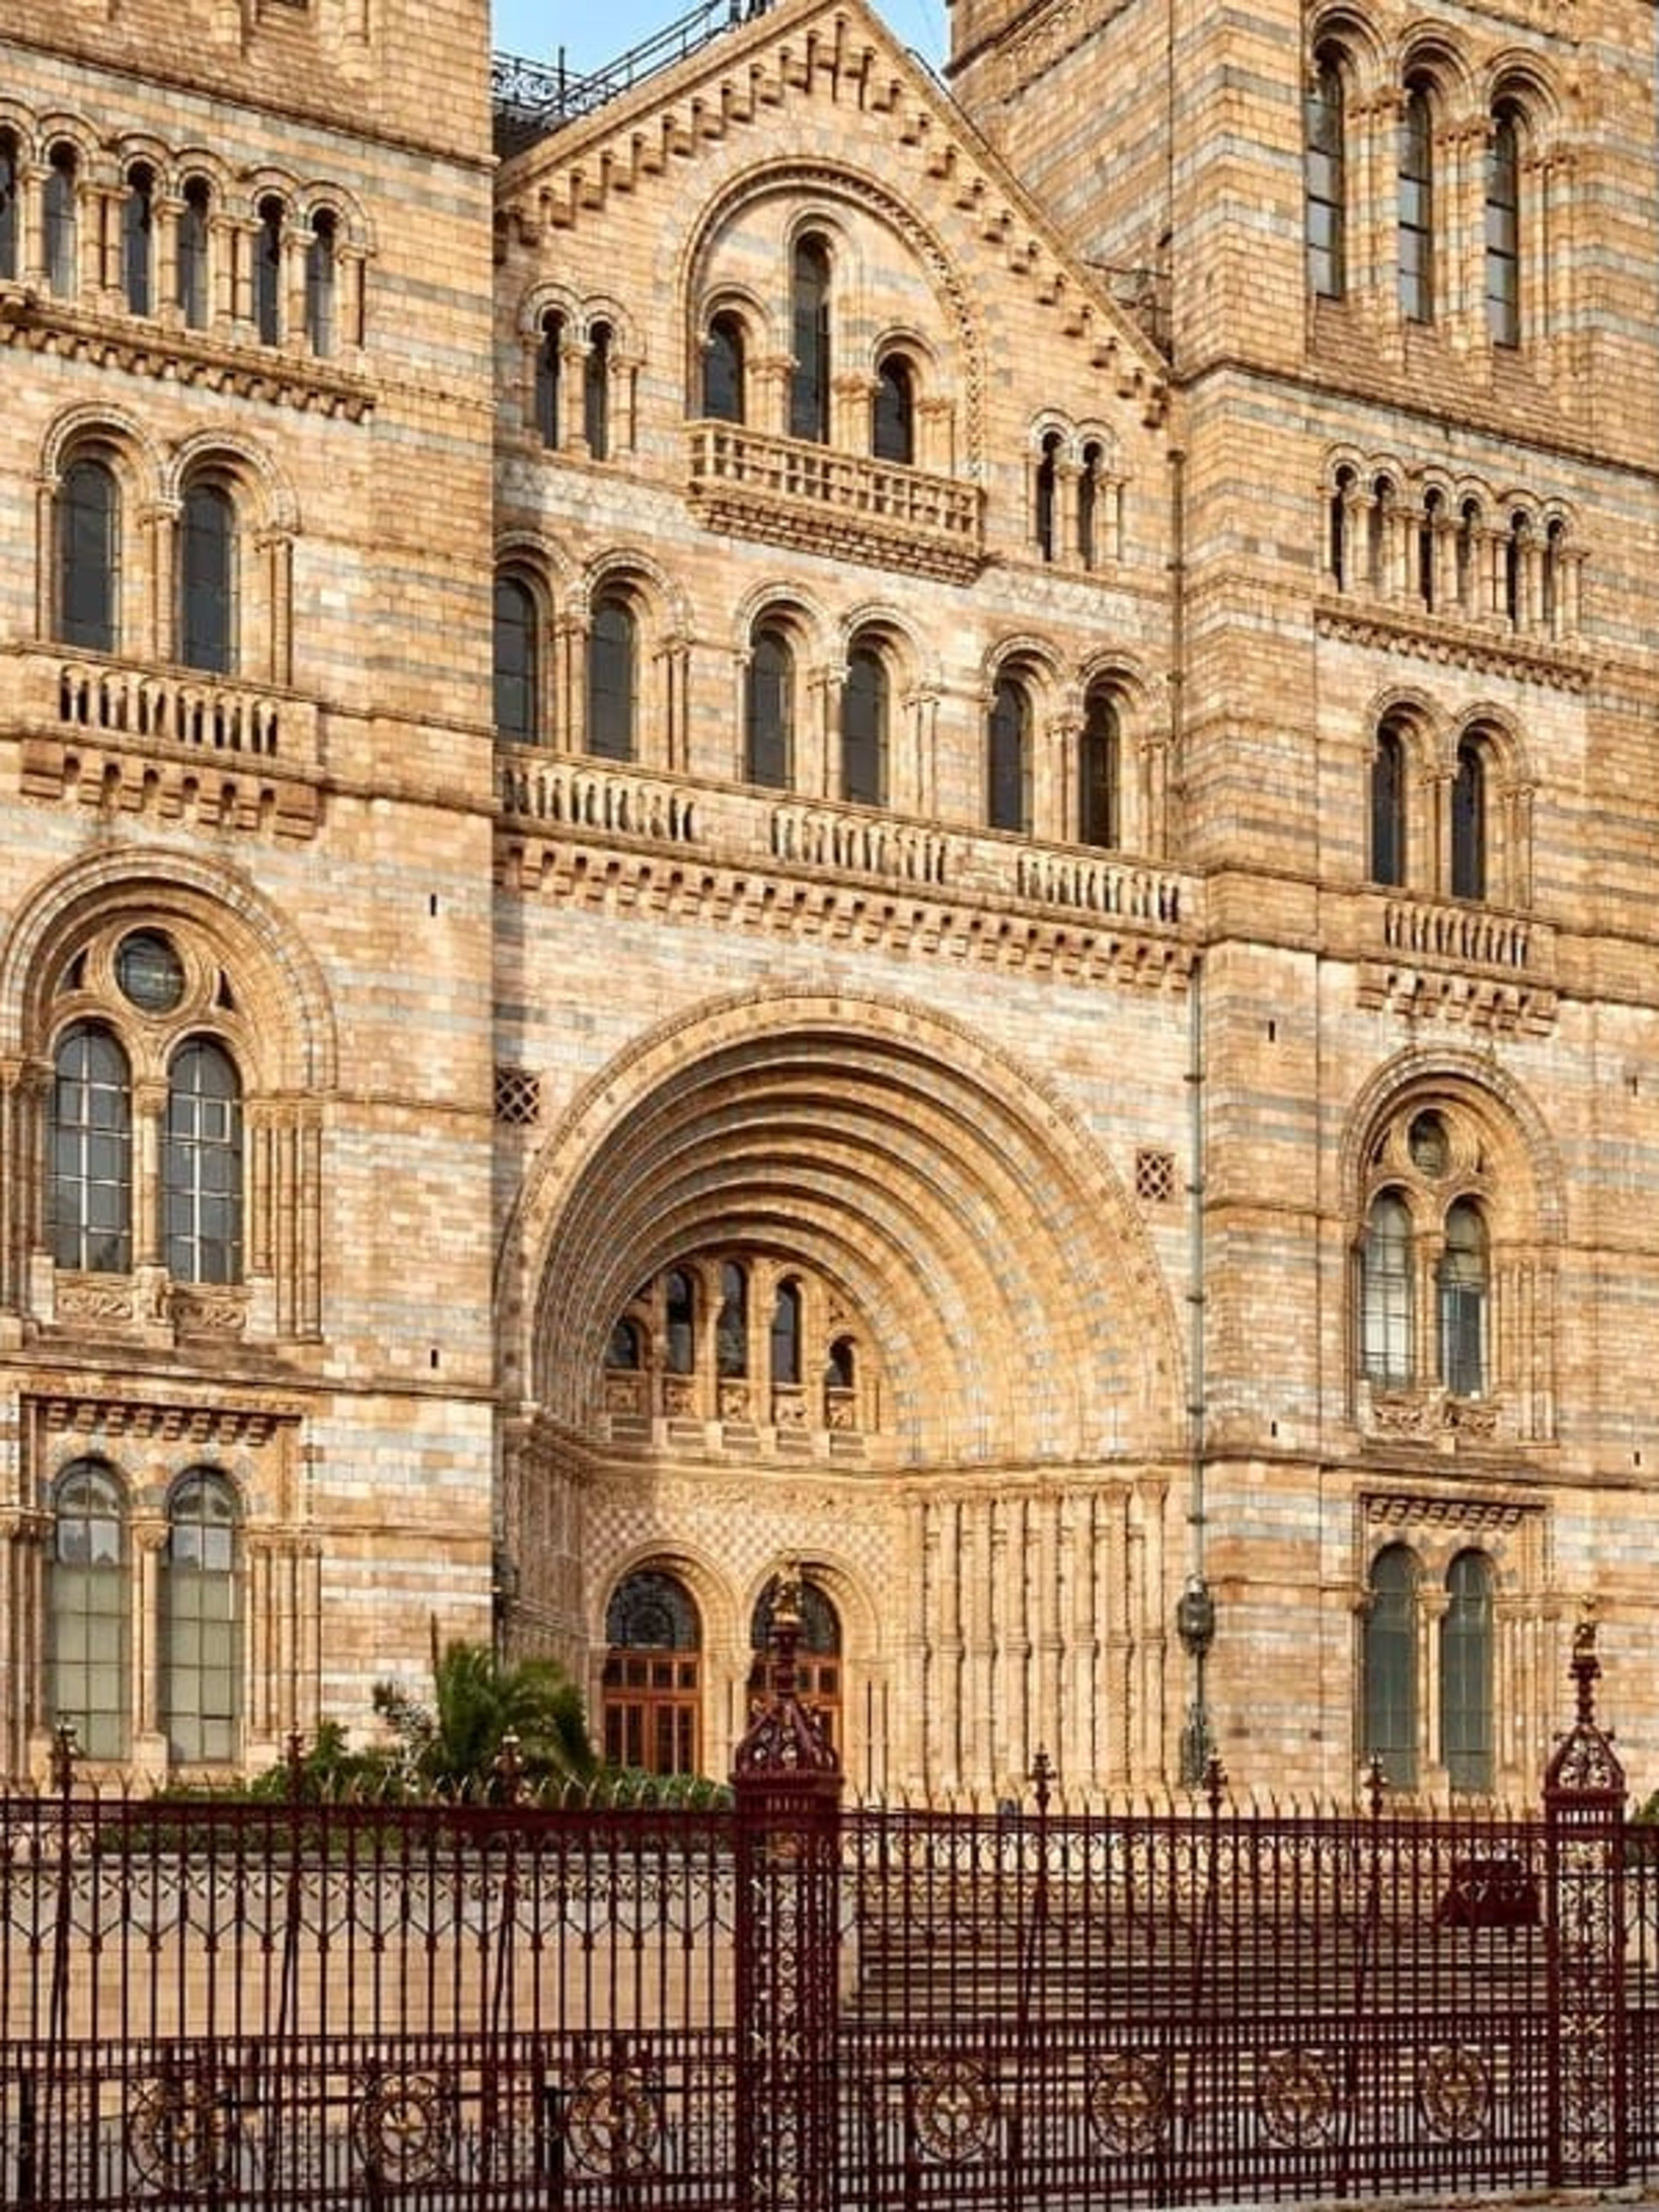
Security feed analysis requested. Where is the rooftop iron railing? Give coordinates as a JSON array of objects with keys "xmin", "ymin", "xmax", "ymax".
[{"xmin": 493, "ymin": 0, "xmax": 772, "ymax": 155}]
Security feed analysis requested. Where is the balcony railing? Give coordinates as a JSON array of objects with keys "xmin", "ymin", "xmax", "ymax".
[
  {"xmin": 1382, "ymin": 894, "xmax": 1534, "ymax": 973},
  {"xmin": 687, "ymin": 423, "xmax": 984, "ymax": 582},
  {"xmin": 4, "ymin": 646, "xmax": 319, "ymax": 768}
]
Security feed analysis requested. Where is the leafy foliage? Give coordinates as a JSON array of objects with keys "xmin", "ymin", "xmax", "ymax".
[{"xmin": 371, "ymin": 1637, "xmax": 597, "ymax": 1799}]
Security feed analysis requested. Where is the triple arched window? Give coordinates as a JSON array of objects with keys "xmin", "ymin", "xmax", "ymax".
[{"xmin": 1362, "ymin": 1542, "xmax": 1494, "ymax": 1792}]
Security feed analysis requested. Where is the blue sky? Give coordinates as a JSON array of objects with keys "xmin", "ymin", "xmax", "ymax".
[{"xmin": 492, "ymin": 0, "xmax": 947, "ymax": 76}]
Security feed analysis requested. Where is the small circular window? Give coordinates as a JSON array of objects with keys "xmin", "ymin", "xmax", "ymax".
[
  {"xmin": 114, "ymin": 930, "xmax": 185, "ymax": 1014},
  {"xmin": 1408, "ymin": 1110, "xmax": 1449, "ymax": 1177}
]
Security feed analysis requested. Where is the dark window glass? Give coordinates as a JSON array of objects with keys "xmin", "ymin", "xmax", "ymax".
[
  {"xmin": 665, "ymin": 1270, "xmax": 695, "ymax": 1374},
  {"xmin": 770, "ymin": 1279, "xmax": 802, "ymax": 1386},
  {"xmin": 305, "ymin": 210, "xmax": 337, "ymax": 357},
  {"xmin": 1441, "ymin": 1551, "xmax": 1494, "ymax": 1792},
  {"xmin": 1451, "ymin": 740, "xmax": 1487, "ymax": 900},
  {"xmin": 842, "ymin": 645, "xmax": 888, "ymax": 806},
  {"xmin": 1543, "ymin": 518, "xmax": 1564, "ymax": 632},
  {"xmin": 704, "ymin": 314, "xmax": 745, "ymax": 423},
  {"xmin": 50, "ymin": 1025, "xmax": 131, "ymax": 1274},
  {"xmin": 44, "ymin": 144, "xmax": 78, "ymax": 298},
  {"xmin": 1438, "ymin": 1198, "xmax": 1487, "ymax": 1397},
  {"xmin": 1505, "ymin": 512, "xmax": 1526, "ymax": 625},
  {"xmin": 178, "ymin": 180, "xmax": 211, "ymax": 329},
  {"xmin": 1364, "ymin": 1545, "xmax": 1417, "ymax": 1786},
  {"xmin": 58, "ymin": 458, "xmax": 119, "ymax": 653},
  {"xmin": 745, "ymin": 625, "xmax": 793, "ymax": 788},
  {"xmin": 790, "ymin": 236, "xmax": 831, "ymax": 442},
  {"xmin": 1418, "ymin": 490, "xmax": 1441, "ymax": 608},
  {"xmin": 1485, "ymin": 109, "xmax": 1520, "ymax": 346},
  {"xmin": 122, "ymin": 165, "xmax": 154, "ymax": 315},
  {"xmin": 603, "ymin": 1570, "xmax": 701, "ymax": 1775},
  {"xmin": 163, "ymin": 1471, "xmax": 239, "ymax": 1764},
  {"xmin": 987, "ymin": 674, "xmax": 1030, "ymax": 833},
  {"xmin": 1081, "ymin": 688, "xmax": 1119, "ymax": 848},
  {"xmin": 255, "ymin": 197, "xmax": 283, "ymax": 344},
  {"xmin": 1361, "ymin": 1191, "xmax": 1412, "ymax": 1386},
  {"xmin": 588, "ymin": 595, "xmax": 636, "ymax": 761},
  {"xmin": 606, "ymin": 1317, "xmax": 642, "ymax": 1369},
  {"xmin": 873, "ymin": 356, "xmax": 915, "ymax": 464},
  {"xmin": 826, "ymin": 1336, "xmax": 856, "ymax": 1391},
  {"xmin": 1370, "ymin": 724, "xmax": 1406, "ymax": 886},
  {"xmin": 180, "ymin": 482, "xmax": 236, "ymax": 674},
  {"xmin": 164, "ymin": 1038, "xmax": 243, "ymax": 1284},
  {"xmin": 1035, "ymin": 431, "xmax": 1061, "ymax": 561},
  {"xmin": 585, "ymin": 322, "xmax": 611, "ymax": 459},
  {"xmin": 1329, "ymin": 467, "xmax": 1353, "ymax": 588},
  {"xmin": 535, "ymin": 312, "xmax": 563, "ymax": 445},
  {"xmin": 1398, "ymin": 89, "xmax": 1433, "ymax": 322},
  {"xmin": 717, "ymin": 1262, "xmax": 748, "ymax": 1379},
  {"xmin": 0, "ymin": 133, "xmax": 17, "ymax": 282},
  {"xmin": 493, "ymin": 576, "xmax": 539, "ymax": 741},
  {"xmin": 50, "ymin": 1461, "xmax": 129, "ymax": 1761},
  {"xmin": 1305, "ymin": 57, "xmax": 1345, "ymax": 298}
]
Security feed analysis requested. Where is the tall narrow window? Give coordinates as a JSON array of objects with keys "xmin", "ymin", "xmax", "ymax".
[
  {"xmin": 842, "ymin": 644, "xmax": 888, "ymax": 807},
  {"xmin": 122, "ymin": 165, "xmax": 155, "ymax": 315},
  {"xmin": 873, "ymin": 355, "xmax": 915, "ymax": 464},
  {"xmin": 1505, "ymin": 511, "xmax": 1527, "ymax": 625},
  {"xmin": 1370, "ymin": 723, "xmax": 1407, "ymax": 887},
  {"xmin": 1364, "ymin": 1545, "xmax": 1418, "ymax": 1787},
  {"xmin": 535, "ymin": 310, "xmax": 564, "ymax": 446},
  {"xmin": 1398, "ymin": 87, "xmax": 1433, "ymax": 322},
  {"xmin": 179, "ymin": 481, "xmax": 236, "ymax": 674},
  {"xmin": 1441, "ymin": 1551, "xmax": 1494, "ymax": 1792},
  {"xmin": 1543, "ymin": 519, "xmax": 1565, "ymax": 634},
  {"xmin": 163, "ymin": 1471, "xmax": 240, "ymax": 1765},
  {"xmin": 1485, "ymin": 108, "xmax": 1521, "ymax": 346},
  {"xmin": 1034, "ymin": 431, "xmax": 1061, "ymax": 561},
  {"xmin": 771, "ymin": 1279, "xmax": 803, "ymax": 1386},
  {"xmin": 177, "ymin": 180, "xmax": 211, "ymax": 330},
  {"xmin": 164, "ymin": 1038, "xmax": 243, "ymax": 1284},
  {"xmin": 1438, "ymin": 1198, "xmax": 1487, "ymax": 1396},
  {"xmin": 49, "ymin": 1462, "xmax": 129, "ymax": 1762},
  {"xmin": 585, "ymin": 322, "xmax": 612, "ymax": 459},
  {"xmin": 704, "ymin": 313, "xmax": 746, "ymax": 423},
  {"xmin": 50, "ymin": 1025, "xmax": 132, "ymax": 1273},
  {"xmin": 790, "ymin": 235, "xmax": 831, "ymax": 443},
  {"xmin": 1305, "ymin": 55, "xmax": 1346, "ymax": 299},
  {"xmin": 1078, "ymin": 442, "xmax": 1104, "ymax": 567},
  {"xmin": 1329, "ymin": 467, "xmax": 1354, "ymax": 589},
  {"xmin": 987, "ymin": 673, "xmax": 1031, "ymax": 834},
  {"xmin": 1080, "ymin": 686, "xmax": 1120, "ymax": 848},
  {"xmin": 1450, "ymin": 738, "xmax": 1487, "ymax": 900},
  {"xmin": 745, "ymin": 624, "xmax": 793, "ymax": 789},
  {"xmin": 493, "ymin": 575, "xmax": 539, "ymax": 741},
  {"xmin": 1368, "ymin": 477, "xmax": 1394, "ymax": 592},
  {"xmin": 1456, "ymin": 499, "xmax": 1481, "ymax": 613},
  {"xmin": 255, "ymin": 197, "xmax": 284, "ymax": 344},
  {"xmin": 665, "ymin": 1270, "xmax": 695, "ymax": 1374},
  {"xmin": 57, "ymin": 457, "xmax": 120, "ymax": 653},
  {"xmin": 1360, "ymin": 1191, "xmax": 1413, "ymax": 1386},
  {"xmin": 588, "ymin": 594, "xmax": 636, "ymax": 761},
  {"xmin": 716, "ymin": 1262, "xmax": 749, "ymax": 1379},
  {"xmin": 44, "ymin": 143, "xmax": 79, "ymax": 298},
  {"xmin": 1417, "ymin": 489, "xmax": 1442, "ymax": 608},
  {"xmin": 0, "ymin": 132, "xmax": 17, "ymax": 282},
  {"xmin": 305, "ymin": 210, "xmax": 337, "ymax": 357}
]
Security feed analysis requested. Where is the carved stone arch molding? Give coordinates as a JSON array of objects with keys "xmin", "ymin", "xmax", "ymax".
[
  {"xmin": 503, "ymin": 987, "xmax": 1185, "ymax": 1467},
  {"xmin": 0, "ymin": 848, "xmax": 338, "ymax": 1339}
]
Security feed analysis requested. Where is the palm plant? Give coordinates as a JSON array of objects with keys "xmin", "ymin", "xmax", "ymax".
[{"xmin": 373, "ymin": 1629, "xmax": 596, "ymax": 1798}]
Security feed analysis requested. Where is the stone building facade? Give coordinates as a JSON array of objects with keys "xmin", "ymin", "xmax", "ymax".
[{"xmin": 0, "ymin": 0, "xmax": 1653, "ymax": 1801}]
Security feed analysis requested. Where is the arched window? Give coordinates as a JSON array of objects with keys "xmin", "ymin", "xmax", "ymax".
[
  {"xmin": 1080, "ymin": 686, "xmax": 1120, "ymax": 849},
  {"xmin": 717, "ymin": 1261, "xmax": 748, "ymax": 1379},
  {"xmin": 873, "ymin": 355, "xmax": 915, "ymax": 464},
  {"xmin": 588, "ymin": 594, "xmax": 636, "ymax": 761},
  {"xmin": 1417, "ymin": 489, "xmax": 1442, "ymax": 608},
  {"xmin": 745, "ymin": 623, "xmax": 793, "ymax": 789},
  {"xmin": 177, "ymin": 179, "xmax": 211, "ymax": 330},
  {"xmin": 603, "ymin": 1569, "xmax": 702, "ymax": 1774},
  {"xmin": 1505, "ymin": 511, "xmax": 1527, "ymax": 625},
  {"xmin": 493, "ymin": 575, "xmax": 540, "ymax": 741},
  {"xmin": 1078, "ymin": 442, "xmax": 1105, "ymax": 566},
  {"xmin": 704, "ymin": 312, "xmax": 746, "ymax": 423},
  {"xmin": 1304, "ymin": 54, "xmax": 1346, "ymax": 298},
  {"xmin": 1543, "ymin": 518, "xmax": 1565, "ymax": 634},
  {"xmin": 1360, "ymin": 1190, "xmax": 1413, "ymax": 1386},
  {"xmin": 1034, "ymin": 430, "xmax": 1061, "ymax": 561},
  {"xmin": 50, "ymin": 1461, "xmax": 129, "ymax": 1761},
  {"xmin": 748, "ymin": 1577, "xmax": 841, "ymax": 1744},
  {"xmin": 790, "ymin": 235, "xmax": 831, "ymax": 443},
  {"xmin": 1329, "ymin": 466, "xmax": 1354, "ymax": 588},
  {"xmin": 57, "ymin": 456, "xmax": 120, "ymax": 653},
  {"xmin": 254, "ymin": 196, "xmax": 284, "ymax": 344},
  {"xmin": 1369, "ymin": 722, "xmax": 1407, "ymax": 886},
  {"xmin": 1438, "ymin": 1198, "xmax": 1487, "ymax": 1396},
  {"xmin": 162, "ymin": 1470, "xmax": 240, "ymax": 1765},
  {"xmin": 122, "ymin": 164, "xmax": 155, "ymax": 315},
  {"xmin": 0, "ymin": 132, "xmax": 17, "ymax": 282},
  {"xmin": 770, "ymin": 1278, "xmax": 802, "ymax": 1386},
  {"xmin": 584, "ymin": 322, "xmax": 612, "ymax": 459},
  {"xmin": 1441, "ymin": 1550, "xmax": 1494, "ymax": 1792},
  {"xmin": 44, "ymin": 143, "xmax": 78, "ymax": 297},
  {"xmin": 164, "ymin": 1038, "xmax": 243, "ymax": 1284},
  {"xmin": 1398, "ymin": 86, "xmax": 1433, "ymax": 322},
  {"xmin": 1485, "ymin": 107, "xmax": 1521, "ymax": 346},
  {"xmin": 665, "ymin": 1269, "xmax": 695, "ymax": 1374},
  {"xmin": 1450, "ymin": 737, "xmax": 1487, "ymax": 900},
  {"xmin": 987, "ymin": 673, "xmax": 1031, "ymax": 834},
  {"xmin": 50, "ymin": 1024, "xmax": 132, "ymax": 1274},
  {"xmin": 178, "ymin": 480, "xmax": 237, "ymax": 674},
  {"xmin": 535, "ymin": 310, "xmax": 564, "ymax": 446},
  {"xmin": 607, "ymin": 1316, "xmax": 643, "ymax": 1370},
  {"xmin": 1456, "ymin": 499, "xmax": 1481, "ymax": 612},
  {"xmin": 1368, "ymin": 476, "xmax": 1393, "ymax": 592},
  {"xmin": 305, "ymin": 210, "xmax": 338, "ymax": 357},
  {"xmin": 1363, "ymin": 1545, "xmax": 1417, "ymax": 1787},
  {"xmin": 841, "ymin": 643, "xmax": 888, "ymax": 806}
]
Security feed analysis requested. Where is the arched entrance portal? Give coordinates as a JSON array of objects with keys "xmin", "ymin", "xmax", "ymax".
[{"xmin": 602, "ymin": 1568, "xmax": 702, "ymax": 1775}]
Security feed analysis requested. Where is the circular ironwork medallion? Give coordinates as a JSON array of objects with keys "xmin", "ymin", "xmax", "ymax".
[
  {"xmin": 912, "ymin": 2057, "xmax": 995, "ymax": 2163},
  {"xmin": 128, "ymin": 2071, "xmax": 232, "ymax": 2196},
  {"xmin": 565, "ymin": 2066, "xmax": 661, "ymax": 2177},
  {"xmin": 1259, "ymin": 2050, "xmax": 1338, "ymax": 2149},
  {"xmin": 353, "ymin": 2069, "xmax": 452, "ymax": 2185},
  {"xmin": 1088, "ymin": 2053, "xmax": 1171, "ymax": 2154},
  {"xmin": 1420, "ymin": 2045, "xmax": 1492, "ymax": 2142}
]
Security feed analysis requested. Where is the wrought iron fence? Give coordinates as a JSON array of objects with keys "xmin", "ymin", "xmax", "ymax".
[{"xmin": 0, "ymin": 1627, "xmax": 1646, "ymax": 2209}]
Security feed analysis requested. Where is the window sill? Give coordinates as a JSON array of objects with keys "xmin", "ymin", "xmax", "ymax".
[{"xmin": 40, "ymin": 1267, "xmax": 253, "ymax": 1345}]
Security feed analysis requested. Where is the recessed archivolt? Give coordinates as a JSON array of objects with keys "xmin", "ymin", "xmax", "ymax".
[
  {"xmin": 1340, "ymin": 1045, "xmax": 1563, "ymax": 1236},
  {"xmin": 505, "ymin": 988, "xmax": 1184, "ymax": 1464}
]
